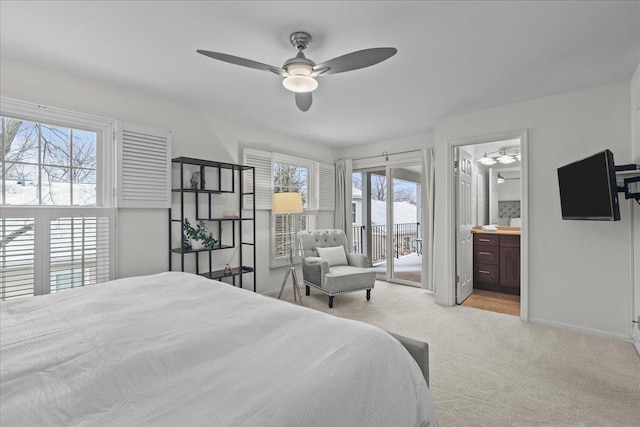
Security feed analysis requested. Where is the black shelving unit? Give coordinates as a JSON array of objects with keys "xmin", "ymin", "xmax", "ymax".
[{"xmin": 169, "ymin": 157, "xmax": 256, "ymax": 291}]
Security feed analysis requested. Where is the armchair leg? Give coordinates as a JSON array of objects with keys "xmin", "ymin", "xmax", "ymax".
[
  {"xmin": 328, "ymin": 296, "xmax": 334, "ymax": 308},
  {"xmin": 306, "ymin": 285, "xmax": 310, "ymax": 296},
  {"xmin": 366, "ymin": 289, "xmax": 371, "ymax": 301}
]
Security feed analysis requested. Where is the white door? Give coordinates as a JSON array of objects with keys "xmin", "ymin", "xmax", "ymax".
[{"xmin": 456, "ymin": 148, "xmax": 474, "ymax": 304}]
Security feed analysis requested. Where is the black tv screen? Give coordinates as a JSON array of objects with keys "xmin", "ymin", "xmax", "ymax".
[{"xmin": 557, "ymin": 150, "xmax": 620, "ymax": 221}]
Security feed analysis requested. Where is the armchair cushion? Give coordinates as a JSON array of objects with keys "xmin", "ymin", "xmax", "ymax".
[
  {"xmin": 346, "ymin": 253, "xmax": 370, "ymax": 268},
  {"xmin": 316, "ymin": 246, "xmax": 348, "ymax": 266},
  {"xmin": 324, "ymin": 266, "xmax": 376, "ymax": 294}
]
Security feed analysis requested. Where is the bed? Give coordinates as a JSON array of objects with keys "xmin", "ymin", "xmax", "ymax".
[{"xmin": 1, "ymin": 272, "xmax": 436, "ymax": 426}]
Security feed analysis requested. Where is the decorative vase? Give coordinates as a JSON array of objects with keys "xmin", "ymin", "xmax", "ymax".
[{"xmin": 190, "ymin": 239, "xmax": 207, "ymax": 250}]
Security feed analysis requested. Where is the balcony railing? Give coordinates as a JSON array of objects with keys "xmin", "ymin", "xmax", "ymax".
[{"xmin": 352, "ymin": 222, "xmax": 420, "ymax": 263}]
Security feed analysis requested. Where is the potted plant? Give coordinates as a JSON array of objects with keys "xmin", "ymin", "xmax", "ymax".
[{"xmin": 183, "ymin": 219, "xmax": 218, "ymax": 250}]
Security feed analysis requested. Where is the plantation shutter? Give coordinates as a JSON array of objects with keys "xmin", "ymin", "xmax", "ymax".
[
  {"xmin": 243, "ymin": 148, "xmax": 273, "ymax": 209},
  {"xmin": 318, "ymin": 162, "xmax": 335, "ymax": 210},
  {"xmin": 0, "ymin": 218, "xmax": 35, "ymax": 300},
  {"xmin": 117, "ymin": 122, "xmax": 171, "ymax": 208},
  {"xmin": 49, "ymin": 214, "xmax": 112, "ymax": 293}
]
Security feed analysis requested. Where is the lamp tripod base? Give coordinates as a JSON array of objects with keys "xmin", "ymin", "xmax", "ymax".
[{"xmin": 277, "ymin": 262, "xmax": 304, "ymax": 306}]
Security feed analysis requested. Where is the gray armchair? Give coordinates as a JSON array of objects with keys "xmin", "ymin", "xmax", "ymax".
[{"xmin": 297, "ymin": 229, "xmax": 376, "ymax": 308}]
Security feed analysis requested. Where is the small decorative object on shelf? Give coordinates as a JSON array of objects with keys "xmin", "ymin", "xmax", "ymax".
[
  {"xmin": 189, "ymin": 171, "xmax": 200, "ymax": 189},
  {"xmin": 224, "ymin": 264, "xmax": 233, "ymax": 275},
  {"xmin": 183, "ymin": 218, "xmax": 218, "ymax": 249}
]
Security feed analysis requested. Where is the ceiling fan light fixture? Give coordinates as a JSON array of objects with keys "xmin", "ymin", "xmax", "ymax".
[{"xmin": 283, "ymin": 75, "xmax": 318, "ymax": 93}]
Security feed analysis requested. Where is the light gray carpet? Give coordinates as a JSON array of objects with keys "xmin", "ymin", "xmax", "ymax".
[{"xmin": 278, "ymin": 281, "xmax": 640, "ymax": 426}]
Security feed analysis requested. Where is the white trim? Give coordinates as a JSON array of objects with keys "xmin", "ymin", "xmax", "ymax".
[
  {"xmin": 444, "ymin": 129, "xmax": 529, "ymax": 321},
  {"xmin": 529, "ymin": 317, "xmax": 632, "ymax": 342},
  {"xmin": 0, "ymin": 97, "xmax": 116, "ymax": 208}
]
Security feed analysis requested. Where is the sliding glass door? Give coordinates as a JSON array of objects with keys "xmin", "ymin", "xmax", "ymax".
[{"xmin": 352, "ymin": 163, "xmax": 422, "ymax": 286}]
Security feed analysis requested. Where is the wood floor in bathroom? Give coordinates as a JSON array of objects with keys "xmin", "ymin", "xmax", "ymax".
[{"xmin": 461, "ymin": 289, "xmax": 520, "ymax": 316}]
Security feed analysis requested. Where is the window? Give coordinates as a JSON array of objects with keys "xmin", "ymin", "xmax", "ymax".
[
  {"xmin": 1, "ymin": 98, "xmax": 115, "ymax": 300},
  {"xmin": 1, "ymin": 118, "xmax": 98, "ymax": 206},
  {"xmin": 242, "ymin": 148, "xmax": 334, "ymax": 268},
  {"xmin": 272, "ymin": 155, "xmax": 316, "ymax": 267}
]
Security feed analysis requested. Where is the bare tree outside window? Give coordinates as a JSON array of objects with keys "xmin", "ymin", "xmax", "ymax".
[
  {"xmin": 353, "ymin": 172, "xmax": 415, "ymax": 203},
  {"xmin": 1, "ymin": 116, "xmax": 97, "ymax": 206}
]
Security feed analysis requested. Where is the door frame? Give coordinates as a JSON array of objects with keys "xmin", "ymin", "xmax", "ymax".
[
  {"xmin": 446, "ymin": 130, "xmax": 529, "ymax": 321},
  {"xmin": 353, "ymin": 156, "xmax": 423, "ymax": 287}
]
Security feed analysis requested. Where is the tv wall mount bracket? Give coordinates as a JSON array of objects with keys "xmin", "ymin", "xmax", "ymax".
[{"xmin": 615, "ymin": 164, "xmax": 640, "ymax": 201}]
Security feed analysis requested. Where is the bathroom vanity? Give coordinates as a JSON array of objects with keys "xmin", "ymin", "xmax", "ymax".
[{"xmin": 472, "ymin": 226, "xmax": 521, "ymax": 295}]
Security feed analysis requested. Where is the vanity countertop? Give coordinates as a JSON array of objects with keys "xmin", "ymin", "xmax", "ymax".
[{"xmin": 472, "ymin": 226, "xmax": 521, "ymax": 235}]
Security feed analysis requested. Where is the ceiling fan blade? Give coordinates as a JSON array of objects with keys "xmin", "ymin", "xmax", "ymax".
[
  {"xmin": 295, "ymin": 92, "xmax": 312, "ymax": 112},
  {"xmin": 313, "ymin": 47, "xmax": 397, "ymax": 75},
  {"xmin": 197, "ymin": 50, "xmax": 286, "ymax": 76}
]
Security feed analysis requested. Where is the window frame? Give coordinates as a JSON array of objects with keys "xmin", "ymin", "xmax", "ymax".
[
  {"xmin": 271, "ymin": 153, "xmax": 318, "ymax": 268},
  {"xmin": 1, "ymin": 97, "xmax": 115, "ymax": 208},
  {"xmin": 0, "ymin": 98, "xmax": 116, "ymax": 299}
]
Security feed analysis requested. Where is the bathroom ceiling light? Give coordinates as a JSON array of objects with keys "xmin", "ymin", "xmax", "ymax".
[
  {"xmin": 497, "ymin": 173, "xmax": 505, "ymax": 184},
  {"xmin": 497, "ymin": 154, "xmax": 516, "ymax": 164},
  {"xmin": 477, "ymin": 147, "xmax": 521, "ymax": 165},
  {"xmin": 478, "ymin": 153, "xmax": 497, "ymax": 165}
]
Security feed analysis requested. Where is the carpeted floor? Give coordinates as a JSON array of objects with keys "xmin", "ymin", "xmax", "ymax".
[{"xmin": 278, "ymin": 281, "xmax": 640, "ymax": 426}]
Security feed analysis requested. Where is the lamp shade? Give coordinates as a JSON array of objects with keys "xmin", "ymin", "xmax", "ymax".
[{"xmin": 272, "ymin": 192, "xmax": 303, "ymax": 214}]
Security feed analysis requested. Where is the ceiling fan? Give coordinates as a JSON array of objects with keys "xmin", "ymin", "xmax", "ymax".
[{"xmin": 197, "ymin": 31, "xmax": 397, "ymax": 112}]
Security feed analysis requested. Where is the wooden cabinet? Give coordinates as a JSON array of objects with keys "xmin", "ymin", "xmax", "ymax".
[{"xmin": 473, "ymin": 232, "xmax": 520, "ymax": 295}]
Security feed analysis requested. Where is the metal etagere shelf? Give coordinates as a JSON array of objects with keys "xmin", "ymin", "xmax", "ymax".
[{"xmin": 168, "ymin": 157, "xmax": 256, "ymax": 291}]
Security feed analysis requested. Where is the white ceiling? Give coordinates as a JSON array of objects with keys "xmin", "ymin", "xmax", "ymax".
[{"xmin": 1, "ymin": 1, "xmax": 638, "ymax": 148}]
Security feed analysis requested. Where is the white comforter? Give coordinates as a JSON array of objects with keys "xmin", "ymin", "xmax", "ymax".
[{"xmin": 1, "ymin": 272, "xmax": 436, "ymax": 426}]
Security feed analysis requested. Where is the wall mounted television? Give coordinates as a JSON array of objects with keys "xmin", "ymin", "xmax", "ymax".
[{"xmin": 557, "ymin": 149, "xmax": 620, "ymax": 221}]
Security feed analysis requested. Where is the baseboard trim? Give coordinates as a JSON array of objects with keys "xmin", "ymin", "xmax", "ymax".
[
  {"xmin": 529, "ymin": 317, "xmax": 631, "ymax": 342},
  {"xmin": 633, "ymin": 332, "xmax": 640, "ymax": 356}
]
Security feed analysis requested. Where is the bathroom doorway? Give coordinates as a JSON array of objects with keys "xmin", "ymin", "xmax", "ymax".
[{"xmin": 453, "ymin": 136, "xmax": 527, "ymax": 317}]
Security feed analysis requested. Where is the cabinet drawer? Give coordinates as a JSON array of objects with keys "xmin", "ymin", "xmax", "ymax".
[
  {"xmin": 474, "ymin": 245, "xmax": 499, "ymax": 265},
  {"xmin": 473, "ymin": 233, "xmax": 499, "ymax": 246},
  {"xmin": 474, "ymin": 263, "xmax": 499, "ymax": 284},
  {"xmin": 500, "ymin": 234, "xmax": 520, "ymax": 248}
]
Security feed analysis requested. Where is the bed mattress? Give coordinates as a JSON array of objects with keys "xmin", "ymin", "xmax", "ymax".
[{"xmin": 1, "ymin": 272, "xmax": 436, "ymax": 426}]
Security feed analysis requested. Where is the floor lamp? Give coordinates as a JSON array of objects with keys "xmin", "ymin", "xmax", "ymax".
[{"xmin": 273, "ymin": 192, "xmax": 304, "ymax": 305}]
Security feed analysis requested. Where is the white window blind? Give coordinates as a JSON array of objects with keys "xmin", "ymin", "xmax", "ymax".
[
  {"xmin": 318, "ymin": 162, "xmax": 335, "ymax": 210},
  {"xmin": 117, "ymin": 122, "xmax": 171, "ymax": 208},
  {"xmin": 0, "ymin": 218, "xmax": 35, "ymax": 300},
  {"xmin": 242, "ymin": 148, "xmax": 273, "ymax": 209},
  {"xmin": 49, "ymin": 215, "xmax": 111, "ymax": 293},
  {"xmin": 272, "ymin": 213, "xmax": 317, "ymax": 261}
]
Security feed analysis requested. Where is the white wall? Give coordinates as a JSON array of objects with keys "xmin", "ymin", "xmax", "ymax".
[
  {"xmin": 498, "ymin": 178, "xmax": 521, "ymax": 201},
  {"xmin": 631, "ymin": 62, "xmax": 640, "ymax": 351},
  {"xmin": 434, "ymin": 83, "xmax": 633, "ymax": 340},
  {"xmin": 0, "ymin": 56, "xmax": 338, "ymax": 294},
  {"xmin": 339, "ymin": 132, "xmax": 435, "ymax": 160}
]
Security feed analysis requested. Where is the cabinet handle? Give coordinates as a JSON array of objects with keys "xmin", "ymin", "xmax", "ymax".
[
  {"xmin": 478, "ymin": 251, "xmax": 491, "ymax": 255},
  {"xmin": 478, "ymin": 238, "xmax": 491, "ymax": 242},
  {"xmin": 479, "ymin": 270, "xmax": 491, "ymax": 274}
]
